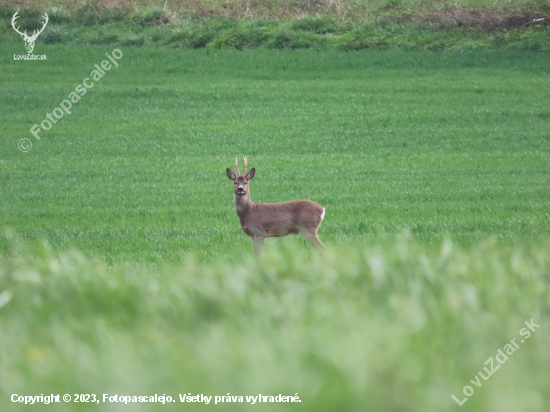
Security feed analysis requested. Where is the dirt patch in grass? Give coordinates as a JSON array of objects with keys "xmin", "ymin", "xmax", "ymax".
[{"xmin": 411, "ymin": 5, "xmax": 549, "ymax": 31}]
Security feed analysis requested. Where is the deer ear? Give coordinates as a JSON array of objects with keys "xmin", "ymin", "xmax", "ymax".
[
  {"xmin": 246, "ymin": 168, "xmax": 255, "ymax": 180},
  {"xmin": 226, "ymin": 168, "xmax": 236, "ymax": 180}
]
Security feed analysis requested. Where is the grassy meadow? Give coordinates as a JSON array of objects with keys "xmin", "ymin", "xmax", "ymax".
[
  {"xmin": 1, "ymin": 2, "xmax": 550, "ymax": 410},
  {"xmin": 1, "ymin": 46, "xmax": 550, "ymax": 262},
  {"xmin": 1, "ymin": 0, "xmax": 549, "ymax": 51}
]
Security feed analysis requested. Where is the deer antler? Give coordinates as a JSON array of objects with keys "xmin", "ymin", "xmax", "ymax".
[
  {"xmin": 11, "ymin": 11, "xmax": 26, "ymax": 38},
  {"xmin": 29, "ymin": 13, "xmax": 48, "ymax": 41},
  {"xmin": 242, "ymin": 156, "xmax": 247, "ymax": 176},
  {"xmin": 235, "ymin": 156, "xmax": 241, "ymax": 176}
]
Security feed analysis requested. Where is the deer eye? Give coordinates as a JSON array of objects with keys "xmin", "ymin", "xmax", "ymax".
[{"xmin": 244, "ymin": 182, "xmax": 247, "ymax": 185}]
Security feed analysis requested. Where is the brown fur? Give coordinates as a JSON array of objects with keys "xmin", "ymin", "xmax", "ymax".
[{"xmin": 227, "ymin": 158, "xmax": 325, "ymax": 257}]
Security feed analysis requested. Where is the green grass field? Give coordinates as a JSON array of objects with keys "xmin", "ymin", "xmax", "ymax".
[
  {"xmin": 1, "ymin": 27, "xmax": 550, "ymax": 412},
  {"xmin": 2, "ymin": 45, "xmax": 550, "ymax": 262}
]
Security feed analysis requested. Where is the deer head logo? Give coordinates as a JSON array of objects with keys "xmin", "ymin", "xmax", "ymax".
[{"xmin": 12, "ymin": 11, "xmax": 49, "ymax": 54}]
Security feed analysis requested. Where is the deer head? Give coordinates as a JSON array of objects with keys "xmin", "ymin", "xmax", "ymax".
[
  {"xmin": 226, "ymin": 156, "xmax": 255, "ymax": 197},
  {"xmin": 12, "ymin": 11, "xmax": 49, "ymax": 54}
]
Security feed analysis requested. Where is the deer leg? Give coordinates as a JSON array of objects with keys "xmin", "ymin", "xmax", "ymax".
[
  {"xmin": 310, "ymin": 234, "xmax": 326, "ymax": 255},
  {"xmin": 299, "ymin": 228, "xmax": 326, "ymax": 255},
  {"xmin": 252, "ymin": 236, "xmax": 265, "ymax": 257}
]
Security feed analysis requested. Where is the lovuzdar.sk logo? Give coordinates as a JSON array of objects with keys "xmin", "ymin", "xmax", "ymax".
[{"xmin": 12, "ymin": 10, "xmax": 48, "ymax": 60}]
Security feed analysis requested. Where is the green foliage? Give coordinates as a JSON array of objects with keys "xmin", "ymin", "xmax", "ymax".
[
  {"xmin": 1, "ymin": 1, "xmax": 549, "ymax": 51},
  {"xmin": 41, "ymin": 26, "xmax": 68, "ymax": 44},
  {"xmin": 74, "ymin": 3, "xmax": 102, "ymax": 26},
  {"xmin": 235, "ymin": 24, "xmax": 273, "ymax": 47},
  {"xmin": 99, "ymin": 7, "xmax": 128, "ymax": 24},
  {"xmin": 1, "ymin": 6, "xmax": 550, "ymax": 407},
  {"xmin": 161, "ymin": 29, "xmax": 190, "ymax": 46},
  {"xmin": 188, "ymin": 29, "xmax": 217, "ymax": 48},
  {"xmin": 0, "ymin": 237, "xmax": 549, "ymax": 411},
  {"xmin": 128, "ymin": 7, "xmax": 164, "ymax": 26},
  {"xmin": 1, "ymin": 46, "xmax": 550, "ymax": 263},
  {"xmin": 207, "ymin": 34, "xmax": 241, "ymax": 49},
  {"xmin": 267, "ymin": 28, "xmax": 294, "ymax": 49},
  {"xmin": 85, "ymin": 30, "xmax": 120, "ymax": 45},
  {"xmin": 511, "ymin": 26, "xmax": 550, "ymax": 51},
  {"xmin": 0, "ymin": 3, "xmax": 16, "ymax": 18},
  {"xmin": 45, "ymin": 6, "xmax": 70, "ymax": 24},
  {"xmin": 291, "ymin": 16, "xmax": 339, "ymax": 34},
  {"xmin": 123, "ymin": 36, "xmax": 146, "ymax": 47}
]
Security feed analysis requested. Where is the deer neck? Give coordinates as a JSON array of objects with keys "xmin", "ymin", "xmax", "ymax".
[{"xmin": 235, "ymin": 193, "xmax": 252, "ymax": 220}]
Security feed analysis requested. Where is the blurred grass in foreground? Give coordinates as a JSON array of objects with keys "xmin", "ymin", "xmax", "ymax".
[{"xmin": 0, "ymin": 236, "xmax": 549, "ymax": 411}]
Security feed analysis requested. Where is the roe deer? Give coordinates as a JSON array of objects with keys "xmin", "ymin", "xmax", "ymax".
[{"xmin": 226, "ymin": 156, "xmax": 326, "ymax": 257}]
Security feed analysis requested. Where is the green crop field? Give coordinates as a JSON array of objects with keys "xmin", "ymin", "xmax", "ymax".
[
  {"xmin": 1, "ymin": 1, "xmax": 550, "ymax": 410},
  {"xmin": 2, "ymin": 46, "xmax": 550, "ymax": 261}
]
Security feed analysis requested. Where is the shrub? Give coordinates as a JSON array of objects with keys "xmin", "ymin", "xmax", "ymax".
[
  {"xmin": 0, "ymin": 3, "xmax": 17, "ymax": 18},
  {"xmin": 188, "ymin": 29, "xmax": 217, "ymax": 48},
  {"xmin": 75, "ymin": 3, "xmax": 101, "ymax": 26},
  {"xmin": 41, "ymin": 26, "xmax": 69, "ymax": 44},
  {"xmin": 266, "ymin": 29, "xmax": 293, "ymax": 49},
  {"xmin": 99, "ymin": 8, "xmax": 128, "ymax": 24},
  {"xmin": 161, "ymin": 30, "xmax": 190, "ymax": 46},
  {"xmin": 292, "ymin": 16, "xmax": 338, "ymax": 34},
  {"xmin": 46, "ymin": 7, "xmax": 70, "ymax": 24},
  {"xmin": 206, "ymin": 34, "xmax": 241, "ymax": 49},
  {"xmin": 236, "ymin": 26, "xmax": 272, "ymax": 47}
]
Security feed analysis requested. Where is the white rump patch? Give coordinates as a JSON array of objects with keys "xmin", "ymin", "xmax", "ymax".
[{"xmin": 320, "ymin": 207, "xmax": 325, "ymax": 221}]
